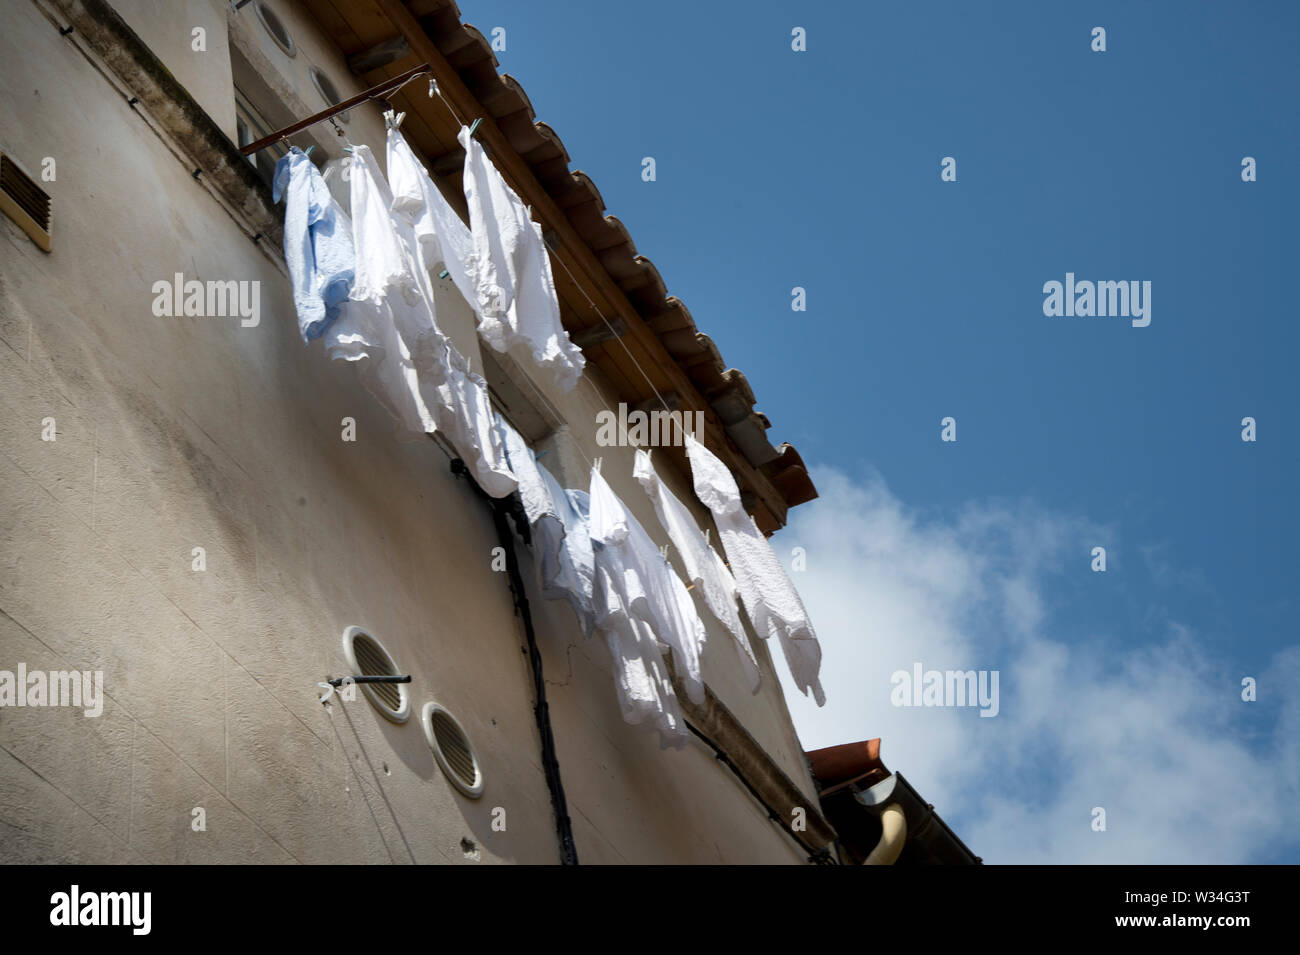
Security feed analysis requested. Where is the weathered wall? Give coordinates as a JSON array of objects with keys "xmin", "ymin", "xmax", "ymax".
[{"xmin": 0, "ymin": 0, "xmax": 820, "ymax": 865}]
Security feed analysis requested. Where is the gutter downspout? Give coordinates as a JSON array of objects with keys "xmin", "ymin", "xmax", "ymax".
[
  {"xmin": 855, "ymin": 773, "xmax": 907, "ymax": 866},
  {"xmin": 451, "ymin": 457, "xmax": 579, "ymax": 865}
]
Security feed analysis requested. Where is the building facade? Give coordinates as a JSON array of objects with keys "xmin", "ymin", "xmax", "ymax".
[{"xmin": 0, "ymin": 0, "xmax": 835, "ymax": 864}]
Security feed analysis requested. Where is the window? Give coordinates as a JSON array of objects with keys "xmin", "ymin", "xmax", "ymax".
[
  {"xmin": 234, "ymin": 87, "xmax": 287, "ymax": 188},
  {"xmin": 310, "ymin": 67, "xmax": 349, "ymax": 123},
  {"xmin": 253, "ymin": 0, "xmax": 296, "ymax": 57}
]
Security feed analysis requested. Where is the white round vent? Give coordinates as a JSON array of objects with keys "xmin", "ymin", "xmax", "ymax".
[
  {"xmin": 421, "ymin": 702, "xmax": 483, "ymax": 798},
  {"xmin": 254, "ymin": 1, "xmax": 296, "ymax": 57},
  {"xmin": 341, "ymin": 626, "xmax": 410, "ymax": 723}
]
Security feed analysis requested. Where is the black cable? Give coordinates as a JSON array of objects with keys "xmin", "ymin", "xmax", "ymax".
[
  {"xmin": 685, "ymin": 722, "xmax": 838, "ymax": 865},
  {"xmin": 450, "ymin": 457, "xmax": 579, "ymax": 865}
]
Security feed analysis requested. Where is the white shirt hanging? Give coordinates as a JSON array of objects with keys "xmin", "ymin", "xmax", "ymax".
[
  {"xmin": 326, "ymin": 144, "xmax": 448, "ymax": 438},
  {"xmin": 433, "ymin": 350, "xmax": 516, "ymax": 498},
  {"xmin": 386, "ymin": 127, "xmax": 478, "ymax": 313},
  {"xmin": 588, "ymin": 465, "xmax": 707, "ymax": 709},
  {"xmin": 459, "ymin": 126, "xmax": 585, "ymax": 393},
  {"xmin": 633, "ymin": 449, "xmax": 760, "ymax": 692},
  {"xmin": 684, "ymin": 433, "xmax": 826, "ymax": 706}
]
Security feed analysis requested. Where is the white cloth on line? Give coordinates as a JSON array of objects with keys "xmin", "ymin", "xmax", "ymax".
[
  {"xmin": 326, "ymin": 143, "xmax": 449, "ymax": 438},
  {"xmin": 499, "ymin": 417, "xmax": 557, "ymax": 528},
  {"xmin": 588, "ymin": 466, "xmax": 689, "ymax": 748},
  {"xmin": 683, "ymin": 432, "xmax": 826, "ymax": 706},
  {"xmin": 458, "ymin": 125, "xmax": 585, "ymax": 393},
  {"xmin": 588, "ymin": 465, "xmax": 707, "ymax": 709},
  {"xmin": 497, "ymin": 423, "xmax": 597, "ymax": 635},
  {"xmin": 433, "ymin": 349, "xmax": 516, "ymax": 498},
  {"xmin": 541, "ymin": 476, "xmax": 597, "ymax": 637},
  {"xmin": 633, "ymin": 449, "xmax": 760, "ymax": 692},
  {"xmin": 599, "ymin": 598, "xmax": 685, "ymax": 748},
  {"xmin": 329, "ymin": 142, "xmax": 513, "ymax": 502},
  {"xmin": 386, "ymin": 127, "xmax": 478, "ymax": 313}
]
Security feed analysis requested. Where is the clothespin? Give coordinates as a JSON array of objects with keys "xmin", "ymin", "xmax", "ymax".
[
  {"xmin": 438, "ymin": 269, "xmax": 450, "ymax": 280},
  {"xmin": 468, "ymin": 117, "xmax": 483, "ymax": 138},
  {"xmin": 330, "ymin": 117, "xmax": 354, "ymax": 153},
  {"xmin": 428, "ymin": 77, "xmax": 437, "ymax": 98},
  {"xmin": 304, "ymin": 145, "xmax": 315, "ymax": 158},
  {"xmin": 704, "ymin": 528, "xmax": 711, "ymax": 545},
  {"xmin": 593, "ymin": 457, "xmax": 602, "ymax": 474},
  {"xmin": 659, "ymin": 543, "xmax": 670, "ymax": 561}
]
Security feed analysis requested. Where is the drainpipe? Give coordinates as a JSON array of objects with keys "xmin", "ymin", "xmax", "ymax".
[
  {"xmin": 451, "ymin": 457, "xmax": 579, "ymax": 865},
  {"xmin": 855, "ymin": 773, "xmax": 907, "ymax": 866}
]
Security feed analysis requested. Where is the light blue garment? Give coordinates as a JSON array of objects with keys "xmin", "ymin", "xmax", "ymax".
[{"xmin": 272, "ymin": 147, "xmax": 355, "ymax": 341}]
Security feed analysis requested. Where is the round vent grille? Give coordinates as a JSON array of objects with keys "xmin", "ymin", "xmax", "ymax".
[
  {"xmin": 341, "ymin": 626, "xmax": 409, "ymax": 723},
  {"xmin": 422, "ymin": 703, "xmax": 483, "ymax": 798},
  {"xmin": 254, "ymin": 1, "xmax": 296, "ymax": 57}
]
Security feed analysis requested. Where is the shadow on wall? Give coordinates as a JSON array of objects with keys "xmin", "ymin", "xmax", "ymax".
[{"xmin": 325, "ymin": 687, "xmax": 516, "ymax": 864}]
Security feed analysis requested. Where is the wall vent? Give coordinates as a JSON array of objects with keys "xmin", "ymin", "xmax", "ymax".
[
  {"xmin": 341, "ymin": 626, "xmax": 410, "ymax": 723},
  {"xmin": 0, "ymin": 151, "xmax": 52, "ymax": 252},
  {"xmin": 422, "ymin": 702, "xmax": 484, "ymax": 798}
]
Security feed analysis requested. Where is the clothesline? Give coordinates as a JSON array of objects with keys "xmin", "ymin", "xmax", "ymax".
[
  {"xmin": 240, "ymin": 62, "xmax": 435, "ymax": 156},
  {"xmin": 272, "ymin": 99, "xmax": 827, "ymax": 751},
  {"xmin": 252, "ymin": 66, "xmax": 679, "ymax": 424},
  {"xmin": 415, "ymin": 73, "xmax": 679, "ymax": 423}
]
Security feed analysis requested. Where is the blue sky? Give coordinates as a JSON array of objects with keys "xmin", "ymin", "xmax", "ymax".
[{"xmin": 473, "ymin": 1, "xmax": 1299, "ymax": 862}]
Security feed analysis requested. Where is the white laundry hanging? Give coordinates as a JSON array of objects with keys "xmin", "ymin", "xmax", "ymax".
[
  {"xmin": 459, "ymin": 126, "xmax": 585, "ymax": 393},
  {"xmin": 539, "ymin": 470, "xmax": 597, "ymax": 637},
  {"xmin": 683, "ymin": 433, "xmax": 826, "ymax": 707},
  {"xmin": 497, "ymin": 424, "xmax": 597, "ymax": 634},
  {"xmin": 433, "ymin": 350, "xmax": 516, "ymax": 498},
  {"xmin": 499, "ymin": 417, "xmax": 558, "ymax": 529},
  {"xmin": 594, "ymin": 569, "xmax": 686, "ymax": 748},
  {"xmin": 588, "ymin": 464, "xmax": 707, "ymax": 711},
  {"xmin": 325, "ymin": 143, "xmax": 449, "ymax": 439},
  {"xmin": 633, "ymin": 449, "xmax": 760, "ymax": 692},
  {"xmin": 386, "ymin": 126, "xmax": 478, "ymax": 313}
]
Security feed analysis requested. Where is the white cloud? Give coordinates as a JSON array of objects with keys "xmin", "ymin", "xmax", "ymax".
[{"xmin": 772, "ymin": 465, "xmax": 1299, "ymax": 863}]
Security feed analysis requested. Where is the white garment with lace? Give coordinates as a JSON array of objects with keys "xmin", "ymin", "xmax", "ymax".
[
  {"xmin": 683, "ymin": 433, "xmax": 825, "ymax": 706},
  {"xmin": 633, "ymin": 449, "xmax": 759, "ymax": 692},
  {"xmin": 459, "ymin": 126, "xmax": 585, "ymax": 393},
  {"xmin": 588, "ymin": 466, "xmax": 706, "ymax": 711}
]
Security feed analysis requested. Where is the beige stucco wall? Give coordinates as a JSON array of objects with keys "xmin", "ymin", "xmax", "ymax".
[{"xmin": 0, "ymin": 0, "xmax": 820, "ymax": 865}]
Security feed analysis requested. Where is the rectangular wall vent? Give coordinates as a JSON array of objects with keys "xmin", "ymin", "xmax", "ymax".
[{"xmin": 0, "ymin": 151, "xmax": 52, "ymax": 252}]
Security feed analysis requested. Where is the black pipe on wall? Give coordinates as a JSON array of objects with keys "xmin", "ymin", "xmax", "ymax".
[{"xmin": 451, "ymin": 457, "xmax": 579, "ymax": 865}]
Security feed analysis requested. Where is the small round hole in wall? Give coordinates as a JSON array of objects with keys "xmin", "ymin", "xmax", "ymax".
[
  {"xmin": 310, "ymin": 67, "xmax": 349, "ymax": 122},
  {"xmin": 254, "ymin": 1, "xmax": 296, "ymax": 57},
  {"xmin": 341, "ymin": 626, "xmax": 410, "ymax": 723},
  {"xmin": 421, "ymin": 702, "xmax": 483, "ymax": 798}
]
